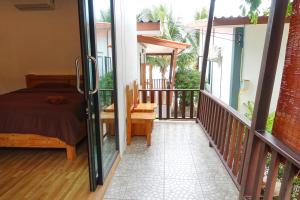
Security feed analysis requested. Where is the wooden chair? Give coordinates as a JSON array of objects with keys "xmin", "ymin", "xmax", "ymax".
[
  {"xmin": 133, "ymin": 80, "xmax": 140, "ymax": 106},
  {"xmin": 126, "ymin": 85, "xmax": 155, "ymax": 146},
  {"xmin": 100, "ymin": 111, "xmax": 115, "ymax": 136}
]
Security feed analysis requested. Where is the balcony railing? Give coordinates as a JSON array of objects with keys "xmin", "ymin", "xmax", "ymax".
[
  {"xmin": 139, "ymin": 89, "xmax": 200, "ymax": 120},
  {"xmin": 99, "ymin": 89, "xmax": 114, "ymax": 108},
  {"xmin": 145, "ymin": 79, "xmax": 169, "ymax": 89},
  {"xmin": 198, "ymin": 90, "xmax": 250, "ymax": 189},
  {"xmin": 197, "ymin": 90, "xmax": 300, "ymax": 199}
]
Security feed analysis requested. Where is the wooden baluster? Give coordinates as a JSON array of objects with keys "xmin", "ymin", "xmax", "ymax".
[
  {"xmin": 158, "ymin": 90, "xmax": 162, "ymax": 120},
  {"xmin": 263, "ymin": 150, "xmax": 280, "ymax": 200},
  {"xmin": 203, "ymin": 95, "xmax": 208, "ymax": 128},
  {"xmin": 228, "ymin": 118, "xmax": 238, "ymax": 168},
  {"xmin": 182, "ymin": 90, "xmax": 186, "ymax": 119},
  {"xmin": 212, "ymin": 104, "xmax": 219, "ymax": 140},
  {"xmin": 198, "ymin": 92, "xmax": 203, "ymax": 122},
  {"xmin": 223, "ymin": 115, "xmax": 233, "ymax": 160},
  {"xmin": 201, "ymin": 94, "xmax": 205, "ymax": 123},
  {"xmin": 279, "ymin": 161, "xmax": 298, "ymax": 200},
  {"xmin": 208, "ymin": 98, "xmax": 214, "ymax": 133},
  {"xmin": 237, "ymin": 127, "xmax": 249, "ymax": 184},
  {"xmin": 111, "ymin": 90, "xmax": 114, "ymax": 104},
  {"xmin": 166, "ymin": 90, "xmax": 170, "ymax": 119},
  {"xmin": 209, "ymin": 102, "xmax": 216, "ymax": 138},
  {"xmin": 213, "ymin": 105, "xmax": 221, "ymax": 142},
  {"xmin": 211, "ymin": 101, "xmax": 217, "ymax": 138},
  {"xmin": 142, "ymin": 90, "xmax": 147, "ymax": 103},
  {"xmin": 205, "ymin": 96, "xmax": 210, "ymax": 129},
  {"xmin": 198, "ymin": 93, "xmax": 202, "ymax": 122},
  {"xmin": 150, "ymin": 90, "xmax": 155, "ymax": 103},
  {"xmin": 104, "ymin": 90, "xmax": 107, "ymax": 105},
  {"xmin": 190, "ymin": 90, "xmax": 194, "ymax": 119},
  {"xmin": 174, "ymin": 90, "xmax": 178, "ymax": 119},
  {"xmin": 207, "ymin": 97, "xmax": 213, "ymax": 134},
  {"xmin": 252, "ymin": 141, "xmax": 268, "ymax": 199},
  {"xmin": 204, "ymin": 96, "xmax": 210, "ymax": 130},
  {"xmin": 232, "ymin": 123, "xmax": 244, "ymax": 176},
  {"xmin": 216, "ymin": 108, "xmax": 224, "ymax": 148},
  {"xmin": 220, "ymin": 111, "xmax": 229, "ymax": 154}
]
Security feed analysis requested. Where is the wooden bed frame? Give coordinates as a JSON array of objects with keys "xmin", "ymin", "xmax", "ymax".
[{"xmin": 0, "ymin": 74, "xmax": 85, "ymax": 160}]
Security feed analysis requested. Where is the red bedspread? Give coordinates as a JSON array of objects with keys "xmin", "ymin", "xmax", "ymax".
[{"xmin": 0, "ymin": 87, "xmax": 86, "ymax": 145}]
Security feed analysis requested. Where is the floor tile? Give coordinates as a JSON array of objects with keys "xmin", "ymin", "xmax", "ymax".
[
  {"xmin": 105, "ymin": 121, "xmax": 239, "ymax": 200},
  {"xmin": 164, "ymin": 179, "xmax": 204, "ymax": 200},
  {"xmin": 123, "ymin": 177, "xmax": 164, "ymax": 200},
  {"xmin": 104, "ymin": 177, "xmax": 129, "ymax": 199}
]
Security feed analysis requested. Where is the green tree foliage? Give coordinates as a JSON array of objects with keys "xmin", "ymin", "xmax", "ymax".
[
  {"xmin": 137, "ymin": 5, "xmax": 208, "ymax": 79},
  {"xmin": 194, "ymin": 7, "xmax": 208, "ymax": 20},
  {"xmin": 175, "ymin": 67, "xmax": 200, "ymax": 105},
  {"xmin": 99, "ymin": 72, "xmax": 113, "ymax": 107},
  {"xmin": 99, "ymin": 9, "xmax": 111, "ymax": 22},
  {"xmin": 240, "ymin": 0, "xmax": 293, "ymax": 24},
  {"xmin": 177, "ymin": 7, "xmax": 208, "ymax": 69},
  {"xmin": 146, "ymin": 56, "xmax": 170, "ymax": 79},
  {"xmin": 243, "ymin": 101, "xmax": 274, "ymax": 132}
]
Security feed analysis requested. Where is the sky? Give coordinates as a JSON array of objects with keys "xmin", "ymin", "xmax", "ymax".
[
  {"xmin": 94, "ymin": 0, "xmax": 271, "ymax": 24},
  {"xmin": 134, "ymin": 0, "xmax": 271, "ymax": 23}
]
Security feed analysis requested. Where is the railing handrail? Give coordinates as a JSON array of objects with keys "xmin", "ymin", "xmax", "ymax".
[
  {"xmin": 145, "ymin": 78, "xmax": 169, "ymax": 80},
  {"xmin": 99, "ymin": 89, "xmax": 114, "ymax": 91},
  {"xmin": 139, "ymin": 88, "xmax": 200, "ymax": 92},
  {"xmin": 255, "ymin": 130, "xmax": 300, "ymax": 168},
  {"xmin": 201, "ymin": 90, "xmax": 251, "ymax": 128}
]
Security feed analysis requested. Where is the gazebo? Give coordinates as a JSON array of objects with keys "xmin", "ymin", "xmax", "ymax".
[{"xmin": 137, "ymin": 35, "xmax": 191, "ymax": 90}]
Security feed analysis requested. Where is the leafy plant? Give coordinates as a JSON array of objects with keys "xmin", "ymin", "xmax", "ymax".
[
  {"xmin": 99, "ymin": 9, "xmax": 111, "ymax": 22},
  {"xmin": 137, "ymin": 5, "xmax": 208, "ymax": 78},
  {"xmin": 243, "ymin": 101, "xmax": 274, "ymax": 132},
  {"xmin": 175, "ymin": 67, "xmax": 200, "ymax": 106},
  {"xmin": 147, "ymin": 55, "xmax": 170, "ymax": 79},
  {"xmin": 240, "ymin": 0, "xmax": 293, "ymax": 24},
  {"xmin": 194, "ymin": 8, "xmax": 208, "ymax": 20},
  {"xmin": 99, "ymin": 72, "xmax": 114, "ymax": 107}
]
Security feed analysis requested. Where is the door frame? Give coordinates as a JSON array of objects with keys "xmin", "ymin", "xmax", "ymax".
[{"xmin": 77, "ymin": 0, "xmax": 120, "ymax": 191}]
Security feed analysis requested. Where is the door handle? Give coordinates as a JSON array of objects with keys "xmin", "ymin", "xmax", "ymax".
[
  {"xmin": 87, "ymin": 55, "xmax": 99, "ymax": 95},
  {"xmin": 75, "ymin": 56, "xmax": 84, "ymax": 94}
]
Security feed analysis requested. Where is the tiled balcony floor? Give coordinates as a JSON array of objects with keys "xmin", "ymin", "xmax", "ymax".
[{"xmin": 105, "ymin": 121, "xmax": 239, "ymax": 200}]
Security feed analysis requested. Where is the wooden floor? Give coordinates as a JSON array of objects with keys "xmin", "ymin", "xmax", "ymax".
[{"xmin": 0, "ymin": 140, "xmax": 95, "ymax": 200}]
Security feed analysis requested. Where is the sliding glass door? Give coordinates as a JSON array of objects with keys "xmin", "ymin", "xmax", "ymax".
[
  {"xmin": 93, "ymin": 0, "xmax": 119, "ymax": 178},
  {"xmin": 77, "ymin": 0, "xmax": 119, "ymax": 191}
]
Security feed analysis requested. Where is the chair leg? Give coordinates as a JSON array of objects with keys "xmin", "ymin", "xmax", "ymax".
[
  {"xmin": 126, "ymin": 120, "xmax": 132, "ymax": 145},
  {"xmin": 109, "ymin": 122, "xmax": 115, "ymax": 136},
  {"xmin": 146, "ymin": 121, "xmax": 151, "ymax": 146}
]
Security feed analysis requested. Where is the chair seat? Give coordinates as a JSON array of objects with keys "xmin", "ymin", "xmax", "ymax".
[
  {"xmin": 100, "ymin": 112, "xmax": 115, "ymax": 120},
  {"xmin": 132, "ymin": 103, "xmax": 157, "ymax": 112},
  {"xmin": 131, "ymin": 112, "xmax": 156, "ymax": 121}
]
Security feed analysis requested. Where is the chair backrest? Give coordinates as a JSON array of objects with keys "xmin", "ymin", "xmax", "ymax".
[
  {"xmin": 133, "ymin": 80, "xmax": 139, "ymax": 106},
  {"xmin": 126, "ymin": 85, "xmax": 134, "ymax": 121}
]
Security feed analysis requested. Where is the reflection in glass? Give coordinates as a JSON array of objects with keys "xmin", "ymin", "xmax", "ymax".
[{"xmin": 94, "ymin": 0, "xmax": 118, "ymax": 178}]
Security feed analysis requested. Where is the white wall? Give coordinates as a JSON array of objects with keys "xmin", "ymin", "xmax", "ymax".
[
  {"xmin": 0, "ymin": 0, "xmax": 81, "ymax": 94},
  {"xmin": 210, "ymin": 27, "xmax": 234, "ymax": 104},
  {"xmin": 239, "ymin": 24, "xmax": 289, "ymax": 114},
  {"xmin": 114, "ymin": 0, "xmax": 138, "ymax": 154}
]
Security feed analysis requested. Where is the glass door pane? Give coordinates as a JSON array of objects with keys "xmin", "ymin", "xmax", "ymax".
[
  {"xmin": 77, "ymin": 0, "xmax": 102, "ymax": 191},
  {"xmin": 93, "ymin": 0, "xmax": 119, "ymax": 179}
]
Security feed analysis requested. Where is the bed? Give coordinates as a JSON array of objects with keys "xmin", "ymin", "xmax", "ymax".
[{"xmin": 0, "ymin": 74, "xmax": 86, "ymax": 160}]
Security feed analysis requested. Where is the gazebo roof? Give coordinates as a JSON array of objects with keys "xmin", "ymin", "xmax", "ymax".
[{"xmin": 137, "ymin": 35, "xmax": 191, "ymax": 55}]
